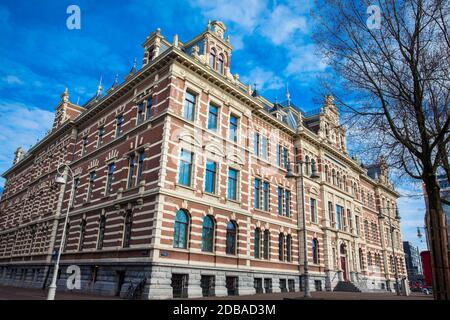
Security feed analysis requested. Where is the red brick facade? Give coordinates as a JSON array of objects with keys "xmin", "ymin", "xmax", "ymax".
[{"xmin": 0, "ymin": 21, "xmax": 406, "ymax": 298}]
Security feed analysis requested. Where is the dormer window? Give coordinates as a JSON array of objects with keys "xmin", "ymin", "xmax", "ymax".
[
  {"xmin": 218, "ymin": 54, "xmax": 224, "ymax": 74},
  {"xmin": 209, "ymin": 48, "xmax": 216, "ymax": 69}
]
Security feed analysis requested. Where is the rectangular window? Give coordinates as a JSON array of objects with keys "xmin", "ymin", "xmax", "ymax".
[
  {"xmin": 227, "ymin": 168, "xmax": 238, "ymax": 200},
  {"xmin": 81, "ymin": 136, "xmax": 88, "ymax": 155},
  {"xmin": 229, "ymin": 115, "xmax": 238, "ymax": 142},
  {"xmin": 183, "ymin": 91, "xmax": 195, "ymax": 121},
  {"xmin": 254, "ymin": 132, "xmax": 260, "ymax": 156},
  {"xmin": 136, "ymin": 151, "xmax": 145, "ymax": 185},
  {"xmin": 328, "ymin": 202, "xmax": 334, "ymax": 223},
  {"xmin": 282, "ymin": 147, "xmax": 288, "ymax": 168},
  {"xmin": 355, "ymin": 216, "xmax": 360, "ymax": 235},
  {"xmin": 336, "ymin": 205, "xmax": 343, "ymax": 230},
  {"xmin": 262, "ymin": 181, "xmax": 269, "ymax": 211},
  {"xmin": 178, "ymin": 149, "xmax": 193, "ymax": 186},
  {"xmin": 284, "ymin": 190, "xmax": 290, "ymax": 217},
  {"xmin": 254, "ymin": 179, "xmax": 261, "ymax": 209},
  {"xmin": 87, "ymin": 171, "xmax": 96, "ymax": 202},
  {"xmin": 97, "ymin": 127, "xmax": 105, "ymax": 147},
  {"xmin": 207, "ymin": 104, "xmax": 218, "ymax": 131},
  {"xmin": 310, "ymin": 198, "xmax": 317, "ymax": 223},
  {"xmin": 146, "ymin": 97, "xmax": 153, "ymax": 120},
  {"xmin": 205, "ymin": 160, "xmax": 217, "ymax": 194},
  {"xmin": 106, "ymin": 163, "xmax": 115, "ymax": 195},
  {"xmin": 116, "ymin": 115, "xmax": 124, "ymax": 137},
  {"xmin": 276, "ymin": 144, "xmax": 281, "ymax": 166},
  {"xmin": 71, "ymin": 178, "xmax": 80, "ymax": 207},
  {"xmin": 277, "ymin": 187, "xmax": 283, "ymax": 215},
  {"xmin": 137, "ymin": 102, "xmax": 145, "ymax": 124},
  {"xmin": 261, "ymin": 137, "xmax": 268, "ymax": 160},
  {"xmin": 127, "ymin": 154, "xmax": 136, "ymax": 189}
]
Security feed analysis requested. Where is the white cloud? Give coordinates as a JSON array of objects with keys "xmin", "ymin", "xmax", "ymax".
[
  {"xmin": 397, "ymin": 186, "xmax": 428, "ymax": 251},
  {"xmin": 2, "ymin": 75, "xmax": 23, "ymax": 85},
  {"xmin": 260, "ymin": 5, "xmax": 308, "ymax": 45},
  {"xmin": 285, "ymin": 44, "xmax": 328, "ymax": 75},
  {"xmin": 240, "ymin": 66, "xmax": 284, "ymax": 91},
  {"xmin": 192, "ymin": 0, "xmax": 266, "ymax": 31},
  {"xmin": 0, "ymin": 102, "xmax": 54, "ymax": 185}
]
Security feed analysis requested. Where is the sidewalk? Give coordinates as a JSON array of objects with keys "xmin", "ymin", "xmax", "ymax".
[{"xmin": 0, "ymin": 285, "xmax": 432, "ymax": 300}]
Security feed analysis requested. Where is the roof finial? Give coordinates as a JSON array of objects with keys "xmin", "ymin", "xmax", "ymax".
[
  {"xmin": 286, "ymin": 83, "xmax": 291, "ymax": 107},
  {"xmin": 112, "ymin": 73, "xmax": 119, "ymax": 89},
  {"xmin": 130, "ymin": 58, "xmax": 137, "ymax": 74},
  {"xmin": 96, "ymin": 76, "xmax": 103, "ymax": 97},
  {"xmin": 61, "ymin": 87, "xmax": 69, "ymax": 103}
]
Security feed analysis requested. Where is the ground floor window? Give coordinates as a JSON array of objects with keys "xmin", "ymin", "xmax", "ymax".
[
  {"xmin": 200, "ymin": 275, "xmax": 215, "ymax": 297},
  {"xmin": 226, "ymin": 276, "xmax": 239, "ymax": 296},
  {"xmin": 254, "ymin": 278, "xmax": 263, "ymax": 294},
  {"xmin": 172, "ymin": 274, "xmax": 189, "ymax": 298},
  {"xmin": 264, "ymin": 278, "xmax": 273, "ymax": 293},
  {"xmin": 288, "ymin": 279, "xmax": 295, "ymax": 292},
  {"xmin": 314, "ymin": 280, "xmax": 322, "ymax": 291},
  {"xmin": 279, "ymin": 279, "xmax": 287, "ymax": 293}
]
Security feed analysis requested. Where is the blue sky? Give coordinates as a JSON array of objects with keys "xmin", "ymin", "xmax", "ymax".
[{"xmin": 0, "ymin": 0, "xmax": 427, "ymax": 250}]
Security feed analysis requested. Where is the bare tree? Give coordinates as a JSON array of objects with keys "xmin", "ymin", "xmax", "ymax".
[{"xmin": 313, "ymin": 0, "xmax": 450, "ymax": 299}]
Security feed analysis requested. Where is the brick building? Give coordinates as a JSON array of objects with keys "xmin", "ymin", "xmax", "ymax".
[{"xmin": 0, "ymin": 21, "xmax": 406, "ymax": 298}]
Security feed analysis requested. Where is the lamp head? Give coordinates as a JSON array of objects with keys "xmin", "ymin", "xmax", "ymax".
[
  {"xmin": 285, "ymin": 162, "xmax": 296, "ymax": 179},
  {"xmin": 395, "ymin": 207, "xmax": 401, "ymax": 220},
  {"xmin": 310, "ymin": 161, "xmax": 320, "ymax": 179},
  {"xmin": 55, "ymin": 175, "xmax": 67, "ymax": 185}
]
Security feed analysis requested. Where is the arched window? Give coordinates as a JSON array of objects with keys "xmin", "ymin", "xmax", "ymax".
[
  {"xmin": 218, "ymin": 54, "xmax": 224, "ymax": 74},
  {"xmin": 226, "ymin": 220, "xmax": 237, "ymax": 254},
  {"xmin": 97, "ymin": 215, "xmax": 106, "ymax": 250},
  {"xmin": 173, "ymin": 209, "xmax": 189, "ymax": 249},
  {"xmin": 254, "ymin": 228, "xmax": 261, "ymax": 258},
  {"xmin": 325, "ymin": 165, "xmax": 329, "ymax": 182},
  {"xmin": 123, "ymin": 211, "xmax": 133, "ymax": 248},
  {"xmin": 209, "ymin": 48, "xmax": 216, "ymax": 69},
  {"xmin": 286, "ymin": 234, "xmax": 292, "ymax": 262},
  {"xmin": 305, "ymin": 155, "xmax": 310, "ymax": 175},
  {"xmin": 263, "ymin": 229, "xmax": 270, "ymax": 259},
  {"xmin": 278, "ymin": 233, "xmax": 285, "ymax": 261},
  {"xmin": 201, "ymin": 215, "xmax": 214, "ymax": 252},
  {"xmin": 312, "ymin": 239, "xmax": 319, "ymax": 264},
  {"xmin": 332, "ymin": 169, "xmax": 336, "ymax": 185},
  {"xmin": 359, "ymin": 248, "xmax": 364, "ymax": 270}
]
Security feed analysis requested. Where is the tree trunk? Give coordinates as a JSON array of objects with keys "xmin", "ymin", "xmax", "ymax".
[{"xmin": 424, "ymin": 173, "xmax": 450, "ymax": 300}]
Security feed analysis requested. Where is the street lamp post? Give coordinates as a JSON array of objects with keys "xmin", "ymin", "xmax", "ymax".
[
  {"xmin": 47, "ymin": 163, "xmax": 75, "ymax": 300},
  {"xmin": 379, "ymin": 206, "xmax": 401, "ymax": 296},
  {"xmin": 286, "ymin": 159, "xmax": 320, "ymax": 298}
]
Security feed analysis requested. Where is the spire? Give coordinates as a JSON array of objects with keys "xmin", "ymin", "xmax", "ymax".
[
  {"xmin": 13, "ymin": 146, "xmax": 25, "ymax": 165},
  {"xmin": 251, "ymin": 83, "xmax": 259, "ymax": 97},
  {"xmin": 285, "ymin": 83, "xmax": 291, "ymax": 107},
  {"xmin": 95, "ymin": 76, "xmax": 103, "ymax": 98},
  {"xmin": 130, "ymin": 58, "xmax": 137, "ymax": 74},
  {"xmin": 61, "ymin": 87, "xmax": 69, "ymax": 103},
  {"xmin": 111, "ymin": 74, "xmax": 119, "ymax": 89}
]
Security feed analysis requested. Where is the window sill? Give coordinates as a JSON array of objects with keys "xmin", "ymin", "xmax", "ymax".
[
  {"xmin": 203, "ymin": 191, "xmax": 220, "ymax": 198},
  {"xmin": 226, "ymin": 199, "xmax": 241, "ymax": 205},
  {"xmin": 175, "ymin": 183, "xmax": 196, "ymax": 192}
]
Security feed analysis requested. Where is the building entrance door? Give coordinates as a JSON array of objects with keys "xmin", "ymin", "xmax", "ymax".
[{"xmin": 341, "ymin": 257, "xmax": 348, "ymax": 281}]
